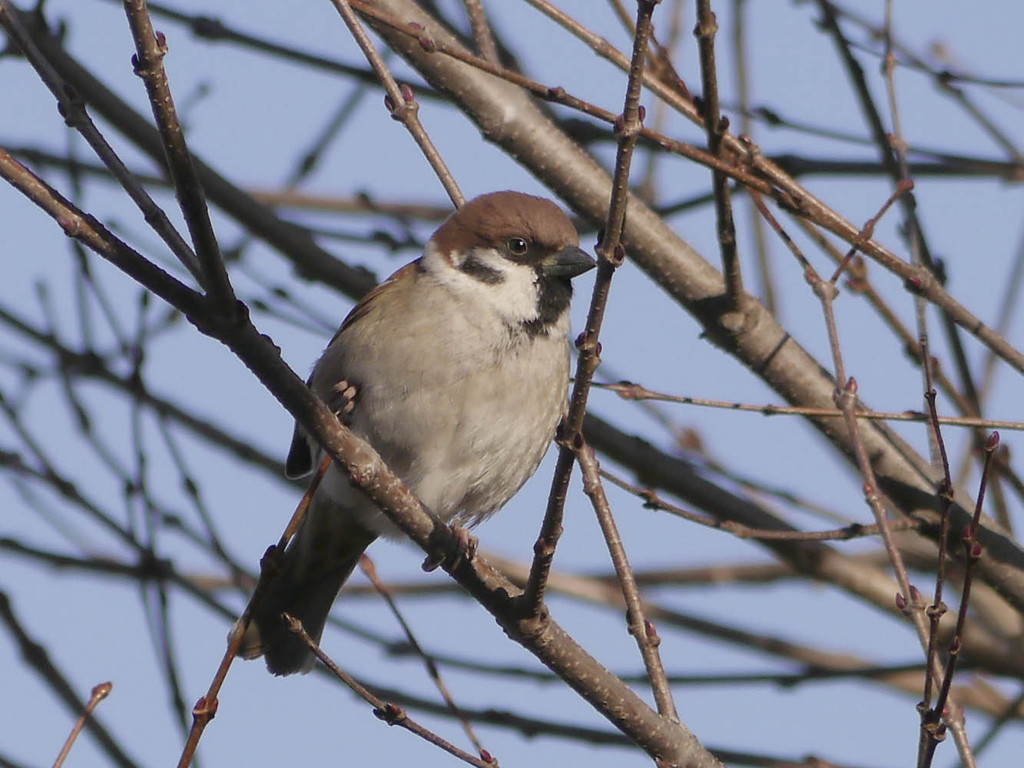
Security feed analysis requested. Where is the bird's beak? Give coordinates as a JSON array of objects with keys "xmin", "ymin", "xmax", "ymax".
[{"xmin": 542, "ymin": 246, "xmax": 597, "ymax": 279}]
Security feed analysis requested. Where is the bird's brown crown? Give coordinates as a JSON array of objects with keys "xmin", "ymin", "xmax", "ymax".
[{"xmin": 431, "ymin": 191, "xmax": 579, "ymax": 263}]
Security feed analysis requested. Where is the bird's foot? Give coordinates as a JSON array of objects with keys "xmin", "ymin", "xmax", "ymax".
[
  {"xmin": 421, "ymin": 525, "xmax": 478, "ymax": 573},
  {"xmin": 330, "ymin": 379, "xmax": 359, "ymax": 422}
]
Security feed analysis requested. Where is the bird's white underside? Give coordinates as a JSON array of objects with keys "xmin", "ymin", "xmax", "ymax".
[{"xmin": 308, "ymin": 240, "xmax": 571, "ymax": 540}]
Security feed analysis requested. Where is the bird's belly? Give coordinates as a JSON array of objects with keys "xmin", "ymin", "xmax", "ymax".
[{"xmin": 336, "ymin": 335, "xmax": 568, "ymax": 538}]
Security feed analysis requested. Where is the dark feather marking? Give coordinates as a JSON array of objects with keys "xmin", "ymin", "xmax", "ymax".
[{"xmin": 459, "ymin": 253, "xmax": 505, "ymax": 285}]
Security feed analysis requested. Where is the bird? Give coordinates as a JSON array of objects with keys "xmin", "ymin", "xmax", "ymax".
[{"xmin": 236, "ymin": 190, "xmax": 595, "ymax": 675}]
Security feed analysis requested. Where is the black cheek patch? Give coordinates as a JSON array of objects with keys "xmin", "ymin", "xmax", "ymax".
[{"xmin": 459, "ymin": 254, "xmax": 506, "ymax": 285}]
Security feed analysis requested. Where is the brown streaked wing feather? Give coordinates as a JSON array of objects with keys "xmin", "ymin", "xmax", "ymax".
[{"xmin": 338, "ymin": 260, "xmax": 422, "ymax": 335}]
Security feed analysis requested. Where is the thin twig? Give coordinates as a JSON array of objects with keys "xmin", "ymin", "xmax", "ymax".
[
  {"xmin": 799, "ymin": 220, "xmax": 1024, "ymax": 507},
  {"xmin": 0, "ymin": 1, "xmax": 202, "ymax": 283},
  {"xmin": 829, "ymin": 1, "xmax": 1024, "ymax": 160},
  {"xmin": 918, "ymin": 333, "xmax": 956, "ymax": 761},
  {"xmin": 578, "ymin": 441, "xmax": 677, "ymax": 720},
  {"xmin": 122, "ymin": 0, "xmax": 236, "ymax": 311},
  {"xmin": 284, "ymin": 614, "xmax": 498, "ymax": 768},
  {"xmin": 920, "ymin": 435, "xmax": 999, "ymax": 768},
  {"xmin": 818, "ymin": 5, "xmax": 992, "ymax": 583},
  {"xmin": 352, "ymin": 0, "xmax": 775, "ymax": 196},
  {"xmin": 521, "ymin": 0, "xmax": 656, "ymax": 620},
  {"xmin": 360, "ymin": 556, "xmax": 496, "ymax": 764},
  {"xmin": 827, "ymin": 181, "xmax": 910, "ymax": 283},
  {"xmin": 8, "ymin": 14, "xmax": 376, "ymax": 298},
  {"xmin": 52, "ymin": 682, "xmax": 113, "ymax": 768},
  {"xmin": 0, "ymin": 593, "xmax": 138, "ymax": 768},
  {"xmin": 695, "ymin": 0, "xmax": 742, "ymax": 309},
  {"xmin": 596, "ymin": 381, "xmax": 1024, "ymax": 431},
  {"xmin": 0, "ymin": 148, "xmax": 205, "ymax": 316},
  {"xmin": 804, "ymin": 231, "xmax": 974, "ymax": 768},
  {"xmin": 731, "ymin": 0, "xmax": 775, "ymax": 313},
  {"xmin": 760, "ymin": 179, "xmax": 976, "ymax": 750},
  {"xmin": 879, "ymin": 6, "xmax": 974, "ymax": 760},
  {"xmin": 330, "ymin": 0, "xmax": 463, "ymax": 207},
  {"xmin": 461, "ymin": 0, "xmax": 499, "ymax": 63},
  {"xmin": 600, "ymin": 468, "xmax": 921, "ymax": 542},
  {"xmin": 175, "ymin": 456, "xmax": 331, "ymax": 768},
  {"xmin": 525, "ymin": 0, "xmax": 1024, "ymax": 374}
]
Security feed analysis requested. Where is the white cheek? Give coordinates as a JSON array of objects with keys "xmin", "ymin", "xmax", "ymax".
[
  {"xmin": 482, "ymin": 265, "xmax": 541, "ymax": 324},
  {"xmin": 423, "ymin": 243, "xmax": 540, "ymax": 325}
]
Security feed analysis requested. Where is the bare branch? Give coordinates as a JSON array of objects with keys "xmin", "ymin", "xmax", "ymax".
[{"xmin": 122, "ymin": 0, "xmax": 235, "ymax": 310}]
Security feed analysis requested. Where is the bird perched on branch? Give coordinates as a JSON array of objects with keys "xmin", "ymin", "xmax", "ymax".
[{"xmin": 237, "ymin": 191, "xmax": 595, "ymax": 675}]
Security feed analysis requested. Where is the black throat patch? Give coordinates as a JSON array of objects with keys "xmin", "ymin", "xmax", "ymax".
[{"xmin": 520, "ymin": 273, "xmax": 572, "ymax": 337}]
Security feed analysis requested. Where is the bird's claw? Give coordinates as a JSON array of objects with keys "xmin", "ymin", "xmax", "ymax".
[
  {"xmin": 331, "ymin": 379, "xmax": 358, "ymax": 422},
  {"xmin": 421, "ymin": 525, "xmax": 477, "ymax": 572}
]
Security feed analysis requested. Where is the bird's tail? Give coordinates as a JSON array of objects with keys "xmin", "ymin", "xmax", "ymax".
[{"xmin": 235, "ymin": 496, "xmax": 378, "ymax": 676}]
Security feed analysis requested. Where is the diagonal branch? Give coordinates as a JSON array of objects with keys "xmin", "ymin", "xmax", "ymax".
[
  {"xmin": 0, "ymin": 0, "xmax": 201, "ymax": 283},
  {"xmin": 7, "ymin": 7, "xmax": 376, "ymax": 297},
  {"xmin": 330, "ymin": 0, "xmax": 463, "ymax": 206},
  {"xmin": 122, "ymin": 0, "xmax": 236, "ymax": 311},
  {"xmin": 1, "ymin": 112, "xmax": 721, "ymax": 768}
]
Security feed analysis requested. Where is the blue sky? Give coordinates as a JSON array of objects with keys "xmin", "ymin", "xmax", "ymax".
[{"xmin": 2, "ymin": 1, "xmax": 1024, "ymax": 766}]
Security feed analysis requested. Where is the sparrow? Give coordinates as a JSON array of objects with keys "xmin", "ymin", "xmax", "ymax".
[{"xmin": 237, "ymin": 191, "xmax": 595, "ymax": 675}]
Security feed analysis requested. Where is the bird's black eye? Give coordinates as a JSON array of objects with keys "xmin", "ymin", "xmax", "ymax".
[{"xmin": 506, "ymin": 236, "xmax": 529, "ymax": 257}]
